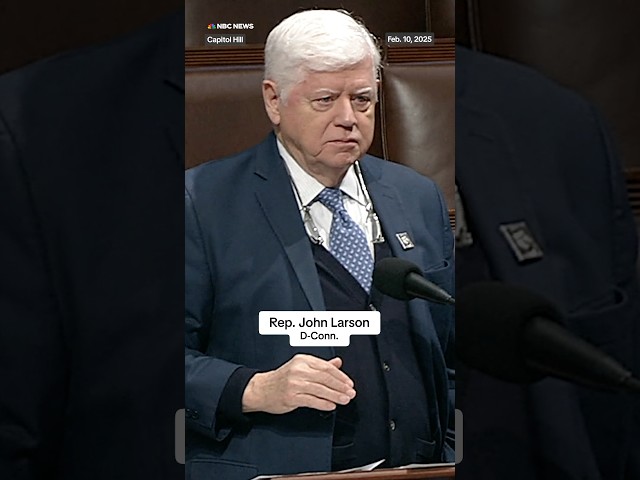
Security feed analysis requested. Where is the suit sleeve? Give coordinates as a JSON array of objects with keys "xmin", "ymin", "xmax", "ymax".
[
  {"xmin": 0, "ymin": 100, "xmax": 68, "ymax": 479},
  {"xmin": 184, "ymin": 186, "xmax": 249, "ymax": 441}
]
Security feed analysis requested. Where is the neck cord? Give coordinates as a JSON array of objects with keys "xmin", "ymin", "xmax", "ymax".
[{"xmin": 286, "ymin": 161, "xmax": 385, "ymax": 245}]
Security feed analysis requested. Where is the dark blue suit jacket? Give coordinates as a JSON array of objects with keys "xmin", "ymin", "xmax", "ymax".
[
  {"xmin": 0, "ymin": 12, "xmax": 184, "ymax": 480},
  {"xmin": 456, "ymin": 46, "xmax": 640, "ymax": 480},
  {"xmin": 185, "ymin": 134, "xmax": 455, "ymax": 479}
]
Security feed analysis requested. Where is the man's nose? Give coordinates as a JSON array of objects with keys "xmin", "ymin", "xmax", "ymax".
[{"xmin": 334, "ymin": 97, "xmax": 357, "ymax": 128}]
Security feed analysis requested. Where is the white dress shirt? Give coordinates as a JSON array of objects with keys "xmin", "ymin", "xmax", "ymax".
[{"xmin": 277, "ymin": 138, "xmax": 375, "ymax": 256}]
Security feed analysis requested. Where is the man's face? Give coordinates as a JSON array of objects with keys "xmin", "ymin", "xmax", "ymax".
[{"xmin": 263, "ymin": 59, "xmax": 377, "ymax": 185}]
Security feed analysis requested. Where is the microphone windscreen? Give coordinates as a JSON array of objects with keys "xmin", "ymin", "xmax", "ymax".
[
  {"xmin": 457, "ymin": 282, "xmax": 562, "ymax": 383},
  {"xmin": 373, "ymin": 258, "xmax": 421, "ymax": 301}
]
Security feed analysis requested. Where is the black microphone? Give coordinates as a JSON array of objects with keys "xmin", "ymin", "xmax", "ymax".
[
  {"xmin": 457, "ymin": 282, "xmax": 640, "ymax": 393},
  {"xmin": 373, "ymin": 258, "xmax": 455, "ymax": 305}
]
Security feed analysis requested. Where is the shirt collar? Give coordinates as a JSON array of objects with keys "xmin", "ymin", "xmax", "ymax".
[{"xmin": 276, "ymin": 138, "xmax": 366, "ymax": 207}]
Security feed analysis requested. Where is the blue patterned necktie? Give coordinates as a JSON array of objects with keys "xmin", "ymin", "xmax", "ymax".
[{"xmin": 317, "ymin": 187, "xmax": 374, "ymax": 293}]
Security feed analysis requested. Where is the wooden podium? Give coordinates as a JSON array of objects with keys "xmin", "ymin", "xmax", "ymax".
[{"xmin": 268, "ymin": 466, "xmax": 455, "ymax": 479}]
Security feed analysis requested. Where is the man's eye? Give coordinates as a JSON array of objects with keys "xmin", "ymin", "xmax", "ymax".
[
  {"xmin": 352, "ymin": 96, "xmax": 372, "ymax": 110},
  {"xmin": 311, "ymin": 96, "xmax": 334, "ymax": 111}
]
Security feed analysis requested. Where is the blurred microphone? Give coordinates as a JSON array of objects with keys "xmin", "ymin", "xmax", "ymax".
[
  {"xmin": 373, "ymin": 258, "xmax": 455, "ymax": 305},
  {"xmin": 457, "ymin": 282, "xmax": 640, "ymax": 393}
]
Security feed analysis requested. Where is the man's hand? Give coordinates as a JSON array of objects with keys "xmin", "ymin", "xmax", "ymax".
[{"xmin": 242, "ymin": 354, "xmax": 356, "ymax": 414}]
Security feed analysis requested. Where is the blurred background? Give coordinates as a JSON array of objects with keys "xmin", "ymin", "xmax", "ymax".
[
  {"xmin": 0, "ymin": 0, "xmax": 183, "ymax": 74},
  {"xmin": 456, "ymin": 0, "xmax": 640, "ymax": 222}
]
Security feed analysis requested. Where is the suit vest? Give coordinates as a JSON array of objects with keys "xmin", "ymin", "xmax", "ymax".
[{"xmin": 311, "ymin": 239, "xmax": 434, "ymax": 469}]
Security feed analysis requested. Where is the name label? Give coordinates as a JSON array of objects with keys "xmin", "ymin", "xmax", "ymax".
[{"xmin": 259, "ymin": 311, "xmax": 381, "ymax": 346}]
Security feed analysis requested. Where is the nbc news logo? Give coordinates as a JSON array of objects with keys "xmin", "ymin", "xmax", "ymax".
[{"xmin": 207, "ymin": 22, "xmax": 254, "ymax": 30}]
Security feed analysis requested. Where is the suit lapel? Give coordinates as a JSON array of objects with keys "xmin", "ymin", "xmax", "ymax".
[
  {"xmin": 253, "ymin": 137, "xmax": 326, "ymax": 311},
  {"xmin": 361, "ymin": 159, "xmax": 424, "ymax": 267},
  {"xmin": 456, "ymin": 99, "xmax": 565, "ymax": 302}
]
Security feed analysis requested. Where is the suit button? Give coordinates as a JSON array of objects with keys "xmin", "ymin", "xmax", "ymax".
[
  {"xmin": 389, "ymin": 420, "xmax": 396, "ymax": 431},
  {"xmin": 192, "ymin": 411, "xmax": 200, "ymax": 420},
  {"xmin": 382, "ymin": 362, "xmax": 390, "ymax": 372}
]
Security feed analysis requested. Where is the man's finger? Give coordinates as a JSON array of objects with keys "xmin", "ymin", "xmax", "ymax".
[
  {"xmin": 295, "ymin": 393, "xmax": 337, "ymax": 412},
  {"xmin": 328, "ymin": 357, "xmax": 342, "ymax": 368},
  {"xmin": 310, "ymin": 371, "xmax": 356, "ymax": 397},
  {"xmin": 306, "ymin": 356, "xmax": 354, "ymax": 388},
  {"xmin": 300, "ymin": 380, "xmax": 353, "ymax": 406}
]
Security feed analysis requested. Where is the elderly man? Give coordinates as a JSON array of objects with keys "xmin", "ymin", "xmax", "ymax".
[{"xmin": 185, "ymin": 10, "xmax": 454, "ymax": 479}]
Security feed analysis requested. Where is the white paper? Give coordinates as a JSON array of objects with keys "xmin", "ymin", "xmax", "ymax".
[
  {"xmin": 336, "ymin": 459, "xmax": 385, "ymax": 473},
  {"xmin": 398, "ymin": 462, "xmax": 456, "ymax": 469},
  {"xmin": 251, "ymin": 459, "xmax": 385, "ymax": 479}
]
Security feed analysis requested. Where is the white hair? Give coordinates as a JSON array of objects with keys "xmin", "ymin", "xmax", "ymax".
[{"xmin": 264, "ymin": 9, "xmax": 381, "ymax": 102}]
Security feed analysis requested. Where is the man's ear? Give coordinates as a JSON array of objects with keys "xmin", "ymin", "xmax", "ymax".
[{"xmin": 262, "ymin": 80, "xmax": 281, "ymax": 125}]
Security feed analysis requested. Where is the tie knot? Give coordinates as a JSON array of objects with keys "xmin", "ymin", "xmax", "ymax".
[{"xmin": 317, "ymin": 188, "xmax": 347, "ymax": 214}]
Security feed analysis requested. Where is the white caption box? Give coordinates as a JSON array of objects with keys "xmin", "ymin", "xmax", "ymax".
[{"xmin": 259, "ymin": 311, "xmax": 381, "ymax": 347}]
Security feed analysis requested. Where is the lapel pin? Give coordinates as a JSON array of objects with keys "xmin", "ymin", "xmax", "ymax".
[
  {"xmin": 395, "ymin": 232, "xmax": 415, "ymax": 250},
  {"xmin": 499, "ymin": 221, "xmax": 544, "ymax": 263}
]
